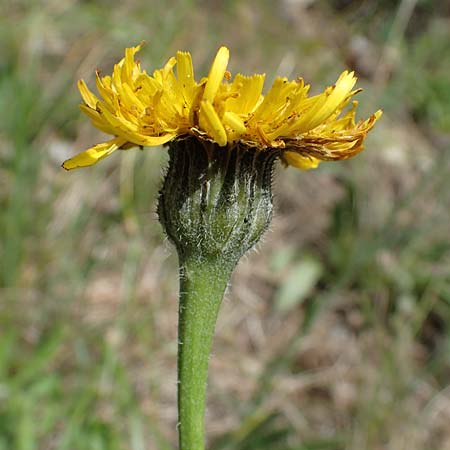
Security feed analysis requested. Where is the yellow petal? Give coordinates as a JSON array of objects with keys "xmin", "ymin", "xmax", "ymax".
[
  {"xmin": 199, "ymin": 100, "xmax": 227, "ymax": 146},
  {"xmin": 226, "ymin": 73, "xmax": 265, "ymax": 114},
  {"xmin": 327, "ymin": 100, "xmax": 358, "ymax": 131},
  {"xmin": 120, "ymin": 83, "xmax": 146, "ymax": 111},
  {"xmin": 250, "ymin": 77, "xmax": 298, "ymax": 123},
  {"xmin": 283, "ymin": 152, "xmax": 320, "ymax": 170},
  {"xmin": 300, "ymin": 71, "xmax": 357, "ymax": 132},
  {"xmin": 153, "ymin": 57, "xmax": 177, "ymax": 83},
  {"xmin": 202, "ymin": 46, "xmax": 229, "ymax": 104},
  {"xmin": 79, "ymin": 104, "xmax": 115, "ymax": 134},
  {"xmin": 137, "ymin": 133, "xmax": 176, "ymax": 147},
  {"xmin": 222, "ymin": 111, "xmax": 247, "ymax": 134},
  {"xmin": 97, "ymin": 102, "xmax": 140, "ymax": 133},
  {"xmin": 367, "ymin": 109, "xmax": 383, "ymax": 124},
  {"xmin": 62, "ymin": 137, "xmax": 126, "ymax": 170},
  {"xmin": 176, "ymin": 51, "xmax": 195, "ymax": 89},
  {"xmin": 112, "ymin": 62, "xmax": 123, "ymax": 91},
  {"xmin": 97, "ymin": 104, "xmax": 177, "ymax": 145},
  {"xmin": 77, "ymin": 79, "xmax": 98, "ymax": 108},
  {"xmin": 122, "ymin": 44, "xmax": 142, "ymax": 83},
  {"xmin": 96, "ymin": 71, "xmax": 116, "ymax": 104}
]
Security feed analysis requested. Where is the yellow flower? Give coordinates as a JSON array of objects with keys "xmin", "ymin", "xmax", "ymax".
[{"xmin": 62, "ymin": 43, "xmax": 381, "ymax": 171}]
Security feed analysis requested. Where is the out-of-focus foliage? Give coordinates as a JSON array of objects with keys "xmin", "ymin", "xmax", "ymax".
[{"xmin": 400, "ymin": 21, "xmax": 450, "ymax": 132}]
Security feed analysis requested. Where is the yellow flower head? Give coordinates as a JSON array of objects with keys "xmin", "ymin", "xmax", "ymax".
[{"xmin": 62, "ymin": 43, "xmax": 382, "ymax": 171}]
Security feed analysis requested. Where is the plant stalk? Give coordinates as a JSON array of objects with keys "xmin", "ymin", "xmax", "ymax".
[{"xmin": 177, "ymin": 256, "xmax": 233, "ymax": 450}]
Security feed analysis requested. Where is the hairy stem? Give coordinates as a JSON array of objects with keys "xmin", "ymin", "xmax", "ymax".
[{"xmin": 177, "ymin": 257, "xmax": 233, "ymax": 450}]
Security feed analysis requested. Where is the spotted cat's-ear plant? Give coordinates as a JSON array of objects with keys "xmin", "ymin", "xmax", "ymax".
[{"xmin": 63, "ymin": 43, "xmax": 381, "ymax": 450}]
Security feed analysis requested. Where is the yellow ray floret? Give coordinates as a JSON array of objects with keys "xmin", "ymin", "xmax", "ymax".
[
  {"xmin": 63, "ymin": 44, "xmax": 381, "ymax": 171},
  {"xmin": 62, "ymin": 137, "xmax": 126, "ymax": 170}
]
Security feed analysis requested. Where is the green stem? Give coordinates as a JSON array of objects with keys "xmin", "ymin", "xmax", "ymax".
[
  {"xmin": 177, "ymin": 256, "xmax": 233, "ymax": 450},
  {"xmin": 158, "ymin": 139, "xmax": 275, "ymax": 449}
]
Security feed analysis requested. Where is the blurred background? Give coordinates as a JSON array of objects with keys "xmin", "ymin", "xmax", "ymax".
[{"xmin": 1, "ymin": 0, "xmax": 450, "ymax": 449}]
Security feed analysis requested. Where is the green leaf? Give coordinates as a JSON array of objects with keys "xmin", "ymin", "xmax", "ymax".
[{"xmin": 275, "ymin": 258, "xmax": 323, "ymax": 313}]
